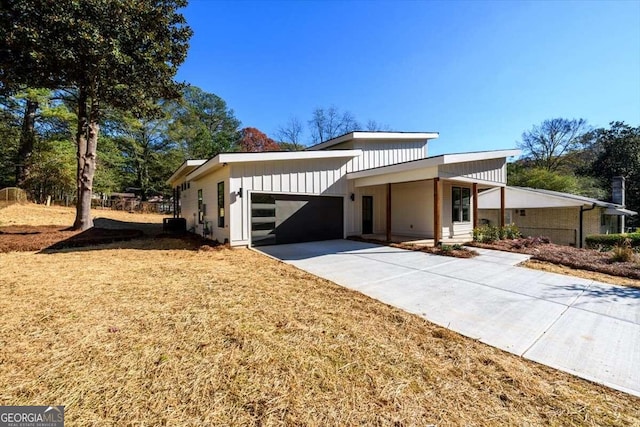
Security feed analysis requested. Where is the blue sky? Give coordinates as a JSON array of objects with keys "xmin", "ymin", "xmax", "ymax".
[{"xmin": 176, "ymin": 0, "xmax": 640, "ymax": 155}]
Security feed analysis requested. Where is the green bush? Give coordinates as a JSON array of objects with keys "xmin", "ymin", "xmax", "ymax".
[
  {"xmin": 473, "ymin": 224, "xmax": 521, "ymax": 243},
  {"xmin": 473, "ymin": 225, "xmax": 500, "ymax": 243},
  {"xmin": 502, "ymin": 224, "xmax": 521, "ymax": 240},
  {"xmin": 585, "ymin": 233, "xmax": 640, "ymax": 251},
  {"xmin": 440, "ymin": 244, "xmax": 453, "ymax": 253}
]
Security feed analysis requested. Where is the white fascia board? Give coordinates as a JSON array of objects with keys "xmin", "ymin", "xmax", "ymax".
[
  {"xmin": 185, "ymin": 156, "xmax": 223, "ymax": 182},
  {"xmin": 605, "ymin": 207, "xmax": 637, "ymax": 216},
  {"xmin": 441, "ymin": 149, "xmax": 521, "ymax": 164},
  {"xmin": 166, "ymin": 159, "xmax": 207, "ymax": 185},
  {"xmin": 308, "ymin": 131, "xmax": 439, "ymax": 151},
  {"xmin": 186, "ymin": 150, "xmax": 363, "ymax": 182},
  {"xmin": 348, "ymin": 157, "xmax": 443, "ymax": 179},
  {"xmin": 352, "ymin": 166, "xmax": 439, "ymax": 187},
  {"xmin": 218, "ymin": 149, "xmax": 362, "ymax": 163},
  {"xmin": 347, "ymin": 149, "xmax": 520, "ymax": 180}
]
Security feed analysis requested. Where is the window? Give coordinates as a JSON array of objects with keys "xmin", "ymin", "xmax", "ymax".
[
  {"xmin": 452, "ymin": 186, "xmax": 471, "ymax": 222},
  {"xmin": 217, "ymin": 181, "xmax": 225, "ymax": 227},
  {"xmin": 197, "ymin": 189, "xmax": 204, "ymax": 223}
]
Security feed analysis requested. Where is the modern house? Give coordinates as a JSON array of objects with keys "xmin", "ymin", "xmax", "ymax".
[
  {"xmin": 477, "ymin": 185, "xmax": 637, "ymax": 247},
  {"xmin": 168, "ymin": 132, "xmax": 520, "ymax": 247}
]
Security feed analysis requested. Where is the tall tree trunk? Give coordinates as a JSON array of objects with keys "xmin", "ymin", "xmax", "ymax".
[
  {"xmin": 73, "ymin": 89, "xmax": 99, "ymax": 230},
  {"xmin": 16, "ymin": 99, "xmax": 38, "ymax": 187}
]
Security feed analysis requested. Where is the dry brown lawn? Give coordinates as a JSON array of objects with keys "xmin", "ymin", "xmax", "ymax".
[
  {"xmin": 0, "ymin": 202, "xmax": 167, "ymax": 227},
  {"xmin": 0, "ymin": 204, "xmax": 639, "ymax": 425}
]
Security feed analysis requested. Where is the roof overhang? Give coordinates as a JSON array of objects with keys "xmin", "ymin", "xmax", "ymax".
[
  {"xmin": 166, "ymin": 159, "xmax": 207, "ymax": 186},
  {"xmin": 479, "ymin": 186, "xmax": 638, "ymax": 215},
  {"xmin": 185, "ymin": 149, "xmax": 363, "ymax": 182},
  {"xmin": 307, "ymin": 131, "xmax": 439, "ymax": 151},
  {"xmin": 605, "ymin": 207, "xmax": 638, "ymax": 216},
  {"xmin": 348, "ymin": 149, "xmax": 520, "ymax": 180}
]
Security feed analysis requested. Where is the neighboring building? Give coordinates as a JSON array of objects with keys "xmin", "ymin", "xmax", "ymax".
[
  {"xmin": 168, "ymin": 132, "xmax": 519, "ymax": 247},
  {"xmin": 477, "ymin": 186, "xmax": 637, "ymax": 247}
]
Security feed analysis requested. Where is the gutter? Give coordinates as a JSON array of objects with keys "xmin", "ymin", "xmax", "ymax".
[{"xmin": 579, "ymin": 203, "xmax": 597, "ymax": 248}]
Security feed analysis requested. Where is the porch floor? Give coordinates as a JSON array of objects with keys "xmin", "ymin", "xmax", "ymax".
[
  {"xmin": 361, "ymin": 234, "xmax": 436, "ymax": 246},
  {"xmin": 360, "ymin": 234, "xmax": 473, "ymax": 247}
]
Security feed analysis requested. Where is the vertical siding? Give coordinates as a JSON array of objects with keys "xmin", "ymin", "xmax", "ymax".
[
  {"xmin": 183, "ymin": 167, "xmax": 231, "ymax": 244},
  {"xmin": 440, "ymin": 158, "xmax": 506, "ymax": 184},
  {"xmin": 345, "ymin": 140, "xmax": 428, "ymax": 173},
  {"xmin": 229, "ymin": 158, "xmax": 352, "ymax": 244}
]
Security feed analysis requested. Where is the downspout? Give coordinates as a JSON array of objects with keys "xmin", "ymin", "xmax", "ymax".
[{"xmin": 579, "ymin": 203, "xmax": 597, "ymax": 248}]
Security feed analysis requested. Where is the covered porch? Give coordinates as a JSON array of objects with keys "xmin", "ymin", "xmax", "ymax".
[{"xmin": 346, "ymin": 150, "xmax": 518, "ymax": 245}]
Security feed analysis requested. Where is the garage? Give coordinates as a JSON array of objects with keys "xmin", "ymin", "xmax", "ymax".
[{"xmin": 251, "ymin": 193, "xmax": 344, "ymax": 246}]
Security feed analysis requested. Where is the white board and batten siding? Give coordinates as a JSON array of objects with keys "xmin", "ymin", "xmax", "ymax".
[
  {"xmin": 229, "ymin": 158, "xmax": 353, "ymax": 245},
  {"xmin": 336, "ymin": 139, "xmax": 429, "ymax": 173},
  {"xmin": 439, "ymin": 158, "xmax": 506, "ymax": 185},
  {"xmin": 184, "ymin": 166, "xmax": 231, "ymax": 243}
]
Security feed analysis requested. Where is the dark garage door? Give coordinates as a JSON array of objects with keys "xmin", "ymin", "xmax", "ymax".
[{"xmin": 251, "ymin": 193, "xmax": 344, "ymax": 246}]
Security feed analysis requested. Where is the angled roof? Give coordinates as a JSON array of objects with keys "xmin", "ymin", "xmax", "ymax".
[
  {"xmin": 307, "ymin": 131, "xmax": 439, "ymax": 151},
  {"xmin": 167, "ymin": 159, "xmax": 207, "ymax": 186},
  {"xmin": 478, "ymin": 186, "xmax": 637, "ymax": 216},
  {"xmin": 347, "ymin": 149, "xmax": 520, "ymax": 180},
  {"xmin": 184, "ymin": 149, "xmax": 363, "ymax": 182}
]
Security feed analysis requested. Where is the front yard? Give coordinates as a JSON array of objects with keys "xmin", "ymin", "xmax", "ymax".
[{"xmin": 0, "ymin": 204, "xmax": 638, "ymax": 425}]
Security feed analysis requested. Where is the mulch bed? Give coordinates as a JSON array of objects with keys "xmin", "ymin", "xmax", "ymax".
[
  {"xmin": 0, "ymin": 225, "xmax": 220, "ymax": 253},
  {"xmin": 348, "ymin": 236, "xmax": 478, "ymax": 258},
  {"xmin": 469, "ymin": 238, "xmax": 640, "ymax": 280}
]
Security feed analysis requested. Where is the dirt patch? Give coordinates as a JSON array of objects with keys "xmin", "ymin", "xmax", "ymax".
[
  {"xmin": 0, "ymin": 224, "xmax": 219, "ymax": 253},
  {"xmin": 470, "ymin": 238, "xmax": 640, "ymax": 281},
  {"xmin": 0, "ymin": 226, "xmax": 79, "ymax": 252}
]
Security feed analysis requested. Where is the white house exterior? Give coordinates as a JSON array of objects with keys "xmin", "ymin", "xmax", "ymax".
[
  {"xmin": 478, "ymin": 186, "xmax": 637, "ymax": 247},
  {"xmin": 168, "ymin": 132, "xmax": 519, "ymax": 247}
]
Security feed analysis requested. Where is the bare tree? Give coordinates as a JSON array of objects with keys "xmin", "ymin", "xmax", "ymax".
[
  {"xmin": 275, "ymin": 116, "xmax": 305, "ymax": 150},
  {"xmin": 518, "ymin": 118, "xmax": 590, "ymax": 171},
  {"xmin": 308, "ymin": 106, "xmax": 360, "ymax": 144},
  {"xmin": 365, "ymin": 119, "xmax": 391, "ymax": 132}
]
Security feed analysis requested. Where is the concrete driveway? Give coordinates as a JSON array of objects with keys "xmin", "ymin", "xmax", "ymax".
[{"xmin": 258, "ymin": 239, "xmax": 640, "ymax": 398}]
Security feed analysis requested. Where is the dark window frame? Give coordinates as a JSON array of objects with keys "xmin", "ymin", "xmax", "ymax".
[
  {"xmin": 217, "ymin": 181, "xmax": 225, "ymax": 228},
  {"xmin": 452, "ymin": 186, "xmax": 471, "ymax": 223},
  {"xmin": 197, "ymin": 189, "xmax": 204, "ymax": 223}
]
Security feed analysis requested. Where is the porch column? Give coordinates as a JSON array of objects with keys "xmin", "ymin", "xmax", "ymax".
[
  {"xmin": 472, "ymin": 183, "xmax": 478, "ymax": 229},
  {"xmin": 386, "ymin": 183, "xmax": 391, "ymax": 242},
  {"xmin": 433, "ymin": 178, "xmax": 441, "ymax": 245},
  {"xmin": 500, "ymin": 186, "xmax": 506, "ymax": 227}
]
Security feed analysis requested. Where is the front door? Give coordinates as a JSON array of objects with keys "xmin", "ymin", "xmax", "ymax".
[{"xmin": 362, "ymin": 196, "xmax": 373, "ymax": 234}]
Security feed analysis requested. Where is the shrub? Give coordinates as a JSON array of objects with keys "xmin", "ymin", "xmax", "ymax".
[
  {"xmin": 585, "ymin": 233, "xmax": 640, "ymax": 251},
  {"xmin": 610, "ymin": 239, "xmax": 636, "ymax": 263},
  {"xmin": 473, "ymin": 225, "xmax": 500, "ymax": 243},
  {"xmin": 502, "ymin": 224, "xmax": 521, "ymax": 240},
  {"xmin": 473, "ymin": 224, "xmax": 521, "ymax": 243}
]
